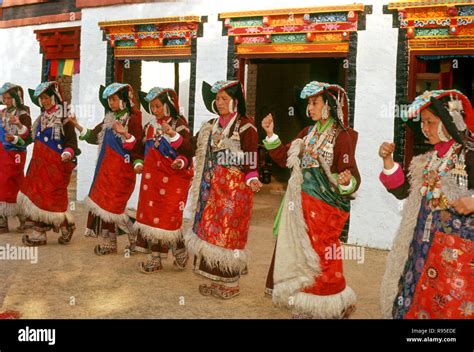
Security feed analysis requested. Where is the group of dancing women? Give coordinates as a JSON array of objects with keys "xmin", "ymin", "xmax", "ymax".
[{"xmin": 1, "ymin": 78, "xmax": 472, "ymax": 319}]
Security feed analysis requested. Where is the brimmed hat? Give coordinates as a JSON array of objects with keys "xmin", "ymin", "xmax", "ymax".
[
  {"xmin": 202, "ymin": 80, "xmax": 246, "ymax": 116},
  {"xmin": 0, "ymin": 82, "xmax": 25, "ymax": 106},
  {"xmin": 28, "ymin": 81, "xmax": 63, "ymax": 108},
  {"xmin": 404, "ymin": 89, "xmax": 474, "ymax": 143},
  {"xmin": 99, "ymin": 83, "xmax": 134, "ymax": 111},
  {"xmin": 138, "ymin": 87, "xmax": 180, "ymax": 118},
  {"xmin": 298, "ymin": 81, "xmax": 349, "ymax": 128}
]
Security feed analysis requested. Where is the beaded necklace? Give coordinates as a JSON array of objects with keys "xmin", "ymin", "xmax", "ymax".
[
  {"xmin": 211, "ymin": 114, "xmax": 240, "ymax": 150},
  {"xmin": 151, "ymin": 117, "xmax": 177, "ymax": 148},
  {"xmin": 302, "ymin": 119, "xmax": 336, "ymax": 168},
  {"xmin": 420, "ymin": 142, "xmax": 462, "ymax": 209}
]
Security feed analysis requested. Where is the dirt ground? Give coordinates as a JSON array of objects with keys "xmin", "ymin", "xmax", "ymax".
[{"xmin": 0, "ymin": 188, "xmax": 388, "ymax": 319}]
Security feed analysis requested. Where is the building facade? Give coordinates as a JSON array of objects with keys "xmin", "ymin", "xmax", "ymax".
[{"xmin": 1, "ymin": 0, "xmax": 473, "ymax": 249}]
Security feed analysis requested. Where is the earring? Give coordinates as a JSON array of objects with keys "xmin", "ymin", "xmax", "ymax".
[
  {"xmin": 306, "ymin": 104, "xmax": 310, "ymax": 118},
  {"xmin": 211, "ymin": 99, "xmax": 218, "ymax": 115},
  {"xmin": 322, "ymin": 102, "xmax": 329, "ymax": 120},
  {"xmin": 437, "ymin": 123, "xmax": 451, "ymax": 142},
  {"xmin": 163, "ymin": 103, "xmax": 170, "ymax": 117},
  {"xmin": 228, "ymin": 100, "xmax": 236, "ymax": 114}
]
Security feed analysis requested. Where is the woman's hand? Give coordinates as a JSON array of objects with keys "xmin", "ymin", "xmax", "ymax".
[
  {"xmin": 112, "ymin": 121, "xmax": 127, "ymax": 136},
  {"xmin": 5, "ymin": 134, "xmax": 14, "ymax": 142},
  {"xmin": 337, "ymin": 169, "xmax": 352, "ymax": 186},
  {"xmin": 249, "ymin": 179, "xmax": 263, "ymax": 192},
  {"xmin": 62, "ymin": 153, "xmax": 72, "ymax": 163},
  {"xmin": 161, "ymin": 121, "xmax": 177, "ymax": 138},
  {"xmin": 261, "ymin": 114, "xmax": 274, "ymax": 137},
  {"xmin": 451, "ymin": 196, "xmax": 474, "ymax": 215},
  {"xmin": 171, "ymin": 159, "xmax": 183, "ymax": 170},
  {"xmin": 9, "ymin": 115, "xmax": 21, "ymax": 127},
  {"xmin": 379, "ymin": 142, "xmax": 395, "ymax": 160},
  {"xmin": 379, "ymin": 142, "xmax": 396, "ymax": 170}
]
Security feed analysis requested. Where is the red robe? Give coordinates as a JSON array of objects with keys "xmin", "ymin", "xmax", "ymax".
[
  {"xmin": 83, "ymin": 108, "xmax": 144, "ymax": 227},
  {"xmin": 134, "ymin": 117, "xmax": 194, "ymax": 244},
  {"xmin": 0, "ymin": 108, "xmax": 31, "ymax": 216},
  {"xmin": 18, "ymin": 105, "xmax": 78, "ymax": 226}
]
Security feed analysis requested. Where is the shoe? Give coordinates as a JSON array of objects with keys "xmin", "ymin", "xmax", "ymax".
[
  {"xmin": 22, "ymin": 234, "xmax": 47, "ymax": 246},
  {"xmin": 94, "ymin": 243, "xmax": 117, "ymax": 256},
  {"xmin": 138, "ymin": 257, "xmax": 163, "ymax": 274},
  {"xmin": 172, "ymin": 249, "xmax": 188, "ymax": 270},
  {"xmin": 211, "ymin": 284, "xmax": 240, "ymax": 300},
  {"xmin": 198, "ymin": 283, "xmax": 219, "ymax": 297},
  {"xmin": 58, "ymin": 224, "xmax": 75, "ymax": 245}
]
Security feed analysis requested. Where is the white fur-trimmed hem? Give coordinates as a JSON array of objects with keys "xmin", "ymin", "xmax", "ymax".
[
  {"xmin": 185, "ymin": 227, "xmax": 248, "ymax": 274},
  {"xmin": 84, "ymin": 196, "xmax": 129, "ymax": 225},
  {"xmin": 0, "ymin": 201, "xmax": 19, "ymax": 217},
  {"xmin": 133, "ymin": 221, "xmax": 183, "ymax": 246},
  {"xmin": 17, "ymin": 191, "xmax": 74, "ymax": 226},
  {"xmin": 289, "ymin": 286, "xmax": 357, "ymax": 319}
]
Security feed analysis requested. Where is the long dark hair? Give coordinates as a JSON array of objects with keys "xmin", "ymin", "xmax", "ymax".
[
  {"xmin": 6, "ymin": 88, "xmax": 25, "ymax": 110},
  {"xmin": 428, "ymin": 96, "xmax": 465, "ymax": 144},
  {"xmin": 115, "ymin": 88, "xmax": 132, "ymax": 111},
  {"xmin": 222, "ymin": 84, "xmax": 246, "ymax": 116},
  {"xmin": 157, "ymin": 92, "xmax": 179, "ymax": 119}
]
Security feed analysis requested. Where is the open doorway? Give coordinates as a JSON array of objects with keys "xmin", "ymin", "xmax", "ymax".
[{"xmin": 117, "ymin": 59, "xmax": 191, "ymax": 126}]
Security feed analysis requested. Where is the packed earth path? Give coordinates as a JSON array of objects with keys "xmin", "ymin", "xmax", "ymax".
[{"xmin": 0, "ymin": 187, "xmax": 387, "ymax": 319}]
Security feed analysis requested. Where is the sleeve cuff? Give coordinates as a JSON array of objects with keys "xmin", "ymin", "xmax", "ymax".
[
  {"xmin": 175, "ymin": 155, "xmax": 188, "ymax": 169},
  {"xmin": 79, "ymin": 128, "xmax": 91, "ymax": 141},
  {"xmin": 379, "ymin": 164, "xmax": 405, "ymax": 190},
  {"xmin": 125, "ymin": 135, "xmax": 136, "ymax": 144},
  {"xmin": 266, "ymin": 134, "xmax": 279, "ymax": 143},
  {"xmin": 62, "ymin": 148, "xmax": 75, "ymax": 159},
  {"xmin": 383, "ymin": 163, "xmax": 400, "ymax": 176},
  {"xmin": 169, "ymin": 133, "xmax": 181, "ymax": 142},
  {"xmin": 262, "ymin": 134, "xmax": 282, "ymax": 150},
  {"xmin": 170, "ymin": 133, "xmax": 183, "ymax": 149},
  {"xmin": 245, "ymin": 171, "xmax": 259, "ymax": 186},
  {"xmin": 17, "ymin": 125, "xmax": 29, "ymax": 138},
  {"xmin": 133, "ymin": 159, "xmax": 144, "ymax": 168},
  {"xmin": 337, "ymin": 176, "xmax": 357, "ymax": 195},
  {"xmin": 123, "ymin": 135, "xmax": 137, "ymax": 150}
]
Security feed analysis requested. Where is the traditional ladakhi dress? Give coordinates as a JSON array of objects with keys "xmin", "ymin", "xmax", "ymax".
[
  {"xmin": 380, "ymin": 90, "xmax": 474, "ymax": 319},
  {"xmin": 0, "ymin": 83, "xmax": 31, "ymax": 233},
  {"xmin": 264, "ymin": 81, "xmax": 360, "ymax": 318},
  {"xmin": 81, "ymin": 84, "xmax": 144, "ymax": 255},
  {"xmin": 18, "ymin": 81, "xmax": 79, "ymax": 245},
  {"xmin": 186, "ymin": 81, "xmax": 259, "ymax": 297},
  {"xmin": 133, "ymin": 116, "xmax": 194, "ymax": 270}
]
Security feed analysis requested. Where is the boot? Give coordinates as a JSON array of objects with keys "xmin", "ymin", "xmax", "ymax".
[
  {"xmin": 211, "ymin": 283, "xmax": 240, "ymax": 300},
  {"xmin": 58, "ymin": 223, "xmax": 75, "ymax": 245},
  {"xmin": 22, "ymin": 228, "xmax": 47, "ymax": 246},
  {"xmin": 172, "ymin": 246, "xmax": 188, "ymax": 270},
  {"xmin": 94, "ymin": 230, "xmax": 117, "ymax": 256},
  {"xmin": 138, "ymin": 255, "xmax": 163, "ymax": 274}
]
